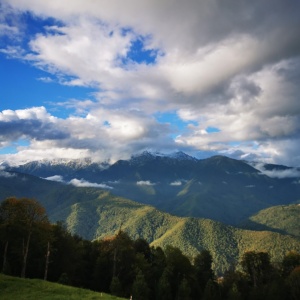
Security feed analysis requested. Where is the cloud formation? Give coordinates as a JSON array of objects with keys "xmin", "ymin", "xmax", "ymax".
[
  {"xmin": 44, "ymin": 174, "xmax": 113, "ymax": 189},
  {"xmin": 69, "ymin": 178, "xmax": 113, "ymax": 189},
  {"xmin": 0, "ymin": 168, "xmax": 15, "ymax": 178},
  {"xmin": 136, "ymin": 180, "xmax": 156, "ymax": 186},
  {"xmin": 0, "ymin": 107, "xmax": 69, "ymax": 141},
  {"xmin": 170, "ymin": 181, "xmax": 182, "ymax": 186},
  {"xmin": 1, "ymin": 0, "xmax": 300, "ymax": 166},
  {"xmin": 44, "ymin": 175, "xmax": 64, "ymax": 182},
  {"xmin": 0, "ymin": 106, "xmax": 173, "ymax": 163},
  {"xmin": 254, "ymin": 163, "xmax": 300, "ymax": 179}
]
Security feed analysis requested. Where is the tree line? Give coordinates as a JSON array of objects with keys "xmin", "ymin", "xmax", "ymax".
[{"xmin": 0, "ymin": 197, "xmax": 299, "ymax": 300}]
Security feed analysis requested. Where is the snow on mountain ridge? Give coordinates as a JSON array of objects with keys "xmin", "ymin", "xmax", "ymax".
[
  {"xmin": 2, "ymin": 151, "xmax": 197, "ymax": 168},
  {"xmin": 4, "ymin": 157, "xmax": 110, "ymax": 170},
  {"xmin": 131, "ymin": 150, "xmax": 197, "ymax": 161},
  {"xmin": 168, "ymin": 151, "xmax": 197, "ymax": 161}
]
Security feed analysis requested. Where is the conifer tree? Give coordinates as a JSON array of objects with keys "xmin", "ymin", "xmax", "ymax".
[
  {"xmin": 132, "ymin": 269, "xmax": 150, "ymax": 300},
  {"xmin": 194, "ymin": 250, "xmax": 214, "ymax": 291},
  {"xmin": 177, "ymin": 277, "xmax": 191, "ymax": 300},
  {"xmin": 203, "ymin": 279, "xmax": 220, "ymax": 300},
  {"xmin": 110, "ymin": 276, "xmax": 122, "ymax": 297},
  {"xmin": 157, "ymin": 267, "xmax": 172, "ymax": 300}
]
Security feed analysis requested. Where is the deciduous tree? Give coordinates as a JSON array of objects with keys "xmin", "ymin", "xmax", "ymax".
[
  {"xmin": 282, "ymin": 251, "xmax": 300, "ymax": 276},
  {"xmin": 0, "ymin": 197, "xmax": 50, "ymax": 278},
  {"xmin": 194, "ymin": 250, "xmax": 215, "ymax": 291},
  {"xmin": 241, "ymin": 251, "xmax": 272, "ymax": 287}
]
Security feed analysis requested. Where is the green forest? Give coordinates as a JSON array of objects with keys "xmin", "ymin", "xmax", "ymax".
[{"xmin": 1, "ymin": 197, "xmax": 300, "ymax": 300}]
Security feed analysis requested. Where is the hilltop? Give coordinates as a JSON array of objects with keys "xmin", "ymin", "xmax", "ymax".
[{"xmin": 241, "ymin": 204, "xmax": 300, "ymax": 238}]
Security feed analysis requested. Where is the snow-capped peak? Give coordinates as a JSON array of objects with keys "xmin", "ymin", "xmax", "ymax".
[
  {"xmin": 6, "ymin": 157, "xmax": 110, "ymax": 170},
  {"xmin": 168, "ymin": 151, "xmax": 197, "ymax": 161},
  {"xmin": 130, "ymin": 150, "xmax": 197, "ymax": 162}
]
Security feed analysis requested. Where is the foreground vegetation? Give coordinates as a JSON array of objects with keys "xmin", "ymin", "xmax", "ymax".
[
  {"xmin": 0, "ymin": 274, "xmax": 125, "ymax": 300},
  {"xmin": 1, "ymin": 197, "xmax": 300, "ymax": 299}
]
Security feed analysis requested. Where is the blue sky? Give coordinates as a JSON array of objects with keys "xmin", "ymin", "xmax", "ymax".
[{"xmin": 1, "ymin": 0, "xmax": 300, "ymax": 166}]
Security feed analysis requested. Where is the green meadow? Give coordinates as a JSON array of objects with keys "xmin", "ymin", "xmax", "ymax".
[{"xmin": 0, "ymin": 274, "xmax": 125, "ymax": 300}]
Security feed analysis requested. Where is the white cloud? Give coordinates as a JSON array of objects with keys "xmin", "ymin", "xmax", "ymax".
[
  {"xmin": 0, "ymin": 107, "xmax": 66, "ymax": 143},
  {"xmin": 44, "ymin": 175, "xmax": 64, "ymax": 182},
  {"xmin": 173, "ymin": 58, "xmax": 300, "ymax": 165},
  {"xmin": 0, "ymin": 23, "xmax": 18, "ymax": 36},
  {"xmin": 0, "ymin": 106, "xmax": 53, "ymax": 122},
  {"xmin": 0, "ymin": 2, "xmax": 22, "ymax": 40},
  {"xmin": 170, "ymin": 180, "xmax": 182, "ymax": 186},
  {"xmin": 2, "ymin": 146, "xmax": 93, "ymax": 166},
  {"xmin": 136, "ymin": 180, "xmax": 155, "ymax": 186},
  {"xmin": 0, "ymin": 170, "xmax": 16, "ymax": 178},
  {"xmin": 69, "ymin": 178, "xmax": 113, "ymax": 189},
  {"xmin": 254, "ymin": 163, "xmax": 300, "ymax": 179},
  {"xmin": 0, "ymin": 106, "xmax": 174, "ymax": 165},
  {"xmin": 26, "ymin": 20, "xmax": 134, "ymax": 86},
  {"xmin": 37, "ymin": 76, "xmax": 54, "ymax": 83}
]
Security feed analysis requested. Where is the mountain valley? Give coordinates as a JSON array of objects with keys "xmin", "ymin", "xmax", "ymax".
[
  {"xmin": 1, "ymin": 153, "xmax": 300, "ymax": 274},
  {"xmin": 8, "ymin": 152, "xmax": 300, "ymax": 225}
]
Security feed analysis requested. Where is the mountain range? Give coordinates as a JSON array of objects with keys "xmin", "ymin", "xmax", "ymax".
[
  {"xmin": 7, "ymin": 152, "xmax": 300, "ymax": 225},
  {"xmin": 1, "ymin": 152, "xmax": 300, "ymax": 274}
]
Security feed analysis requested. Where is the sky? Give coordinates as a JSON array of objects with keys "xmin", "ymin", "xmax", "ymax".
[{"xmin": 0, "ymin": 0, "xmax": 300, "ymax": 166}]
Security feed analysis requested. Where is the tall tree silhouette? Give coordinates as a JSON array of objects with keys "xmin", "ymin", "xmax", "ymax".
[{"xmin": 0, "ymin": 197, "xmax": 50, "ymax": 278}]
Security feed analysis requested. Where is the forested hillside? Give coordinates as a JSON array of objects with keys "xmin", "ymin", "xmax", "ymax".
[
  {"xmin": 0, "ymin": 170, "xmax": 300, "ymax": 275},
  {"xmin": 241, "ymin": 204, "xmax": 300, "ymax": 238},
  {"xmin": 9, "ymin": 153, "xmax": 300, "ymax": 225},
  {"xmin": 1, "ymin": 198, "xmax": 300, "ymax": 300},
  {"xmin": 52, "ymin": 193, "xmax": 300, "ymax": 275}
]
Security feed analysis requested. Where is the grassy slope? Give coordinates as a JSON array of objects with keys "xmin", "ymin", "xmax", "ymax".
[
  {"xmin": 242, "ymin": 204, "xmax": 300, "ymax": 238},
  {"xmin": 52, "ymin": 194, "xmax": 300, "ymax": 274},
  {"xmin": 0, "ymin": 274, "xmax": 124, "ymax": 300}
]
